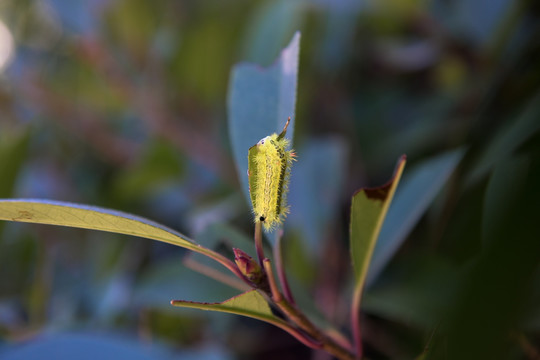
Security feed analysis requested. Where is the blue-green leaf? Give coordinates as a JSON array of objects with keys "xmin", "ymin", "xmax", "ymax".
[
  {"xmin": 366, "ymin": 149, "xmax": 464, "ymax": 286},
  {"xmin": 288, "ymin": 137, "xmax": 348, "ymax": 258},
  {"xmin": 228, "ymin": 32, "xmax": 300, "ymax": 205},
  {"xmin": 242, "ymin": 1, "xmax": 302, "ymax": 65},
  {"xmin": 0, "ymin": 199, "xmax": 215, "ymax": 259}
]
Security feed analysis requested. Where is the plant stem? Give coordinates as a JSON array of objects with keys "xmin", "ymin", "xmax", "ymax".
[
  {"xmin": 263, "ymin": 258, "xmax": 284, "ymax": 303},
  {"xmin": 198, "ymin": 246, "xmax": 251, "ymax": 286},
  {"xmin": 276, "ymin": 296, "xmax": 356, "ymax": 360},
  {"xmin": 247, "ymin": 223, "xmax": 356, "ymax": 359},
  {"xmin": 254, "ymin": 221, "xmax": 265, "ymax": 266},
  {"xmin": 200, "ymin": 239, "xmax": 356, "ymax": 359},
  {"xmin": 263, "ymin": 258, "xmax": 356, "ymax": 360},
  {"xmin": 262, "ymin": 259, "xmax": 322, "ymax": 349},
  {"xmin": 351, "ymin": 286, "xmax": 363, "ymax": 358},
  {"xmin": 274, "ymin": 230, "xmax": 296, "ymax": 305},
  {"xmin": 183, "ymin": 256, "xmax": 250, "ymax": 292}
]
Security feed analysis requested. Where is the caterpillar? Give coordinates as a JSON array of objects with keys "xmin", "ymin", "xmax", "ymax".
[{"xmin": 248, "ymin": 117, "xmax": 296, "ymax": 232}]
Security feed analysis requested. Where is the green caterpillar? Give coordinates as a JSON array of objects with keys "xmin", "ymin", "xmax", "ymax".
[{"xmin": 248, "ymin": 118, "xmax": 295, "ymax": 232}]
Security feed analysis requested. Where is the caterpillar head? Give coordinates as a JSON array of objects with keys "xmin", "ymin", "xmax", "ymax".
[{"xmin": 257, "ymin": 136, "xmax": 271, "ymax": 146}]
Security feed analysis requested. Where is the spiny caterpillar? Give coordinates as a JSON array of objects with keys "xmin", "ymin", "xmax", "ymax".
[{"xmin": 248, "ymin": 117, "xmax": 296, "ymax": 232}]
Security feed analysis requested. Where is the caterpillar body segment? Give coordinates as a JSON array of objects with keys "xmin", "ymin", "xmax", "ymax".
[{"xmin": 248, "ymin": 118, "xmax": 295, "ymax": 232}]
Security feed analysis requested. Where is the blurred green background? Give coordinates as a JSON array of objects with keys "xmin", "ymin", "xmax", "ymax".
[{"xmin": 0, "ymin": 0, "xmax": 539, "ymax": 359}]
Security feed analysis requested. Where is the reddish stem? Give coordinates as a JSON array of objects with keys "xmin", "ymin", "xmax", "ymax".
[
  {"xmin": 274, "ymin": 230, "xmax": 296, "ymax": 305},
  {"xmin": 351, "ymin": 287, "xmax": 363, "ymax": 358},
  {"xmin": 254, "ymin": 221, "xmax": 265, "ymax": 267}
]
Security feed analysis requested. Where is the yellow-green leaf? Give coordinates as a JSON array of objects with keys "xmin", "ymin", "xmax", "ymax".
[
  {"xmin": 349, "ymin": 155, "xmax": 406, "ymax": 354},
  {"xmin": 172, "ymin": 290, "xmax": 320, "ymax": 348},
  {"xmin": 171, "ymin": 290, "xmax": 324, "ymax": 348},
  {"xmin": 0, "ymin": 199, "xmax": 203, "ymax": 254},
  {"xmin": 172, "ymin": 290, "xmax": 276, "ymax": 321},
  {"xmin": 350, "ymin": 155, "xmax": 406, "ymax": 293}
]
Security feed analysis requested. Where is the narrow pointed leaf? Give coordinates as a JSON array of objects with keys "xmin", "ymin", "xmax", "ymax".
[
  {"xmin": 171, "ymin": 290, "xmax": 279, "ymax": 323},
  {"xmin": 366, "ymin": 149, "xmax": 464, "ymax": 286},
  {"xmin": 350, "ymin": 155, "xmax": 406, "ymax": 291},
  {"xmin": 171, "ymin": 290, "xmax": 316, "ymax": 344},
  {"xmin": 243, "ymin": 1, "xmax": 302, "ymax": 65},
  {"xmin": 0, "ymin": 199, "xmax": 211, "ymax": 257},
  {"xmin": 172, "ymin": 290, "xmax": 321, "ymax": 348},
  {"xmin": 349, "ymin": 155, "xmax": 406, "ymax": 355}
]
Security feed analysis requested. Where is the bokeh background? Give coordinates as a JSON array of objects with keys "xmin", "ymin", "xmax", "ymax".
[{"xmin": 1, "ymin": 0, "xmax": 539, "ymax": 359}]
